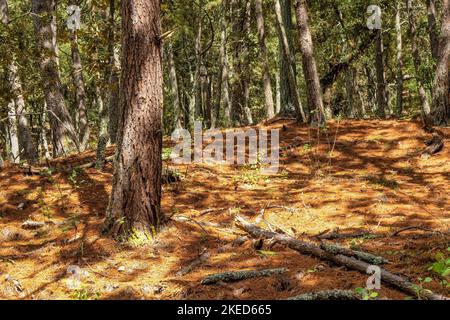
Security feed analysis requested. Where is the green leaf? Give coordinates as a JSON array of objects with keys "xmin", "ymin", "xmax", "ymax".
[{"xmin": 256, "ymin": 250, "xmax": 277, "ymax": 257}]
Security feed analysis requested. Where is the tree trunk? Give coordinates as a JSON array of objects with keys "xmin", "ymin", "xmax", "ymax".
[
  {"xmin": 374, "ymin": 28, "xmax": 388, "ymax": 119},
  {"xmin": 255, "ymin": 0, "xmax": 275, "ymax": 119},
  {"xmin": 95, "ymin": 83, "xmax": 108, "ymax": 170},
  {"xmin": 431, "ymin": 0, "xmax": 450, "ymax": 125},
  {"xmin": 9, "ymin": 62, "xmax": 37, "ymax": 164},
  {"xmin": 107, "ymin": 0, "xmax": 120, "ymax": 144},
  {"xmin": 70, "ymin": 28, "xmax": 90, "ymax": 151},
  {"xmin": 426, "ymin": 0, "xmax": 439, "ymax": 60},
  {"xmin": 7, "ymin": 101, "xmax": 20, "ymax": 163},
  {"xmin": 40, "ymin": 107, "xmax": 51, "ymax": 159},
  {"xmin": 407, "ymin": 0, "xmax": 431, "ymax": 116},
  {"xmin": 167, "ymin": 43, "xmax": 182, "ymax": 130},
  {"xmin": 0, "ymin": 0, "xmax": 8, "ymax": 24},
  {"xmin": 219, "ymin": 0, "xmax": 231, "ymax": 126},
  {"xmin": 294, "ymin": 0, "xmax": 325, "ymax": 124},
  {"xmin": 275, "ymin": 0, "xmax": 306, "ymax": 122},
  {"xmin": 104, "ymin": 0, "xmax": 164, "ymax": 237},
  {"xmin": 396, "ymin": 0, "xmax": 404, "ymax": 116},
  {"xmin": 32, "ymin": 0, "xmax": 79, "ymax": 157}
]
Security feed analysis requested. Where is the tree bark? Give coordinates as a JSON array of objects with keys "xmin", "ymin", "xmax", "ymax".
[
  {"xmin": 32, "ymin": 0, "xmax": 79, "ymax": 157},
  {"xmin": 294, "ymin": 0, "xmax": 325, "ymax": 124},
  {"xmin": 374, "ymin": 28, "xmax": 388, "ymax": 119},
  {"xmin": 396, "ymin": 1, "xmax": 404, "ymax": 116},
  {"xmin": 219, "ymin": 1, "xmax": 231, "ymax": 126},
  {"xmin": 167, "ymin": 43, "xmax": 182, "ymax": 130},
  {"xmin": 70, "ymin": 27, "xmax": 90, "ymax": 151},
  {"xmin": 431, "ymin": 0, "xmax": 450, "ymax": 125},
  {"xmin": 255, "ymin": 0, "xmax": 275, "ymax": 119},
  {"xmin": 107, "ymin": 0, "xmax": 120, "ymax": 144},
  {"xmin": 9, "ymin": 61, "xmax": 37, "ymax": 164},
  {"xmin": 7, "ymin": 101, "xmax": 20, "ymax": 164},
  {"xmin": 275, "ymin": 0, "xmax": 306, "ymax": 122},
  {"xmin": 104, "ymin": 0, "xmax": 164, "ymax": 237},
  {"xmin": 407, "ymin": 0, "xmax": 431, "ymax": 116},
  {"xmin": 426, "ymin": 0, "xmax": 439, "ymax": 60}
]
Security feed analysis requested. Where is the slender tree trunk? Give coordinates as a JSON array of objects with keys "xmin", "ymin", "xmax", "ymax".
[
  {"xmin": 107, "ymin": 0, "xmax": 120, "ymax": 144},
  {"xmin": 396, "ymin": 1, "xmax": 404, "ymax": 116},
  {"xmin": 407, "ymin": 0, "xmax": 431, "ymax": 116},
  {"xmin": 431, "ymin": 0, "xmax": 450, "ymax": 125},
  {"xmin": 0, "ymin": 0, "xmax": 8, "ymax": 24},
  {"xmin": 7, "ymin": 101, "xmax": 20, "ymax": 163},
  {"xmin": 275, "ymin": 73, "xmax": 281, "ymax": 114},
  {"xmin": 104, "ymin": 0, "xmax": 164, "ymax": 237},
  {"xmin": 219, "ymin": 0, "xmax": 231, "ymax": 126},
  {"xmin": 40, "ymin": 106, "xmax": 50, "ymax": 159},
  {"xmin": 70, "ymin": 28, "xmax": 90, "ymax": 151},
  {"xmin": 167, "ymin": 43, "xmax": 182, "ymax": 129},
  {"xmin": 255, "ymin": 0, "xmax": 275, "ymax": 119},
  {"xmin": 294, "ymin": 0, "xmax": 325, "ymax": 124},
  {"xmin": 374, "ymin": 28, "xmax": 388, "ymax": 119},
  {"xmin": 194, "ymin": 1, "xmax": 204, "ymax": 121},
  {"xmin": 426, "ymin": 0, "xmax": 439, "ymax": 60},
  {"xmin": 32, "ymin": 0, "xmax": 79, "ymax": 157},
  {"xmin": 95, "ymin": 83, "xmax": 108, "ymax": 170},
  {"xmin": 9, "ymin": 61, "xmax": 37, "ymax": 164}
]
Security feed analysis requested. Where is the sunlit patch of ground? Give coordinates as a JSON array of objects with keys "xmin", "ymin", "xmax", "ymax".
[{"xmin": 0, "ymin": 120, "xmax": 448, "ymax": 300}]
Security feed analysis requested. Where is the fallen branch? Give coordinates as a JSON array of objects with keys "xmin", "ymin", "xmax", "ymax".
[
  {"xmin": 201, "ymin": 268, "xmax": 287, "ymax": 285},
  {"xmin": 21, "ymin": 220, "xmax": 46, "ymax": 230},
  {"xmin": 422, "ymin": 132, "xmax": 444, "ymax": 156},
  {"xmin": 287, "ymin": 290, "xmax": 359, "ymax": 300},
  {"xmin": 391, "ymin": 226, "xmax": 450, "ymax": 237},
  {"xmin": 177, "ymin": 249, "xmax": 210, "ymax": 276},
  {"xmin": 316, "ymin": 229, "xmax": 375, "ymax": 240},
  {"xmin": 320, "ymin": 243, "xmax": 389, "ymax": 265},
  {"xmin": 235, "ymin": 215, "xmax": 448, "ymax": 300}
]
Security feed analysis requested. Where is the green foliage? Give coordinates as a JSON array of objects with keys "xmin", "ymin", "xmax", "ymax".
[
  {"xmin": 428, "ymin": 248, "xmax": 450, "ymax": 278},
  {"xmin": 354, "ymin": 287, "xmax": 379, "ymax": 300}
]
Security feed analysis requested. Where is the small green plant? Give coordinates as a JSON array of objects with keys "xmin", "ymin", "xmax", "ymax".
[
  {"xmin": 162, "ymin": 147, "xmax": 172, "ymax": 161},
  {"xmin": 127, "ymin": 228, "xmax": 155, "ymax": 247},
  {"xmin": 411, "ymin": 277, "xmax": 433, "ymax": 300},
  {"xmin": 428, "ymin": 247, "xmax": 450, "ymax": 278},
  {"xmin": 71, "ymin": 287, "xmax": 100, "ymax": 300},
  {"xmin": 355, "ymin": 287, "xmax": 379, "ymax": 300}
]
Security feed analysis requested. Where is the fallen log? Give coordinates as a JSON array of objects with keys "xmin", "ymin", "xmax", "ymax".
[
  {"xmin": 288, "ymin": 290, "xmax": 359, "ymax": 300},
  {"xmin": 201, "ymin": 268, "xmax": 287, "ymax": 285},
  {"xmin": 422, "ymin": 132, "xmax": 444, "ymax": 156},
  {"xmin": 235, "ymin": 215, "xmax": 448, "ymax": 300},
  {"xmin": 21, "ymin": 220, "xmax": 46, "ymax": 230},
  {"xmin": 320, "ymin": 243, "xmax": 389, "ymax": 265}
]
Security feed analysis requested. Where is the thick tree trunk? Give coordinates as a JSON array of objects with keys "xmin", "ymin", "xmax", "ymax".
[
  {"xmin": 167, "ymin": 43, "xmax": 182, "ymax": 130},
  {"xmin": 426, "ymin": 0, "xmax": 439, "ymax": 60},
  {"xmin": 396, "ymin": 1, "xmax": 404, "ymax": 116},
  {"xmin": 407, "ymin": 0, "xmax": 431, "ymax": 116},
  {"xmin": 374, "ymin": 29, "xmax": 388, "ymax": 119},
  {"xmin": 255, "ymin": 0, "xmax": 275, "ymax": 119},
  {"xmin": 294, "ymin": 0, "xmax": 325, "ymax": 124},
  {"xmin": 431, "ymin": 0, "xmax": 450, "ymax": 125},
  {"xmin": 70, "ymin": 28, "xmax": 90, "ymax": 151},
  {"xmin": 104, "ymin": 0, "xmax": 164, "ymax": 237},
  {"xmin": 275, "ymin": 0, "xmax": 306, "ymax": 122},
  {"xmin": 9, "ymin": 62, "xmax": 37, "ymax": 164},
  {"xmin": 32, "ymin": 0, "xmax": 79, "ymax": 157}
]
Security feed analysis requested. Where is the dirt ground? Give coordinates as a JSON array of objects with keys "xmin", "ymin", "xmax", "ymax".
[{"xmin": 0, "ymin": 119, "xmax": 449, "ymax": 300}]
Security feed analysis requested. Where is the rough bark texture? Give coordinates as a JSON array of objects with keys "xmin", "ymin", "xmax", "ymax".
[
  {"xmin": 255, "ymin": 0, "xmax": 275, "ymax": 119},
  {"xmin": 70, "ymin": 27, "xmax": 90, "ymax": 151},
  {"xmin": 219, "ymin": 0, "xmax": 231, "ymax": 126},
  {"xmin": 107, "ymin": 0, "xmax": 120, "ymax": 144},
  {"xmin": 0, "ymin": 0, "xmax": 8, "ymax": 24},
  {"xmin": 396, "ymin": 1, "xmax": 404, "ymax": 116},
  {"xmin": 9, "ymin": 62, "xmax": 37, "ymax": 164},
  {"xmin": 431, "ymin": 0, "xmax": 450, "ymax": 125},
  {"xmin": 294, "ymin": 0, "xmax": 325, "ymax": 124},
  {"xmin": 95, "ymin": 83, "xmax": 108, "ymax": 170},
  {"xmin": 7, "ymin": 101, "xmax": 19, "ymax": 163},
  {"xmin": 32, "ymin": 0, "xmax": 79, "ymax": 157},
  {"xmin": 288, "ymin": 290, "xmax": 359, "ymax": 300},
  {"xmin": 426, "ymin": 0, "xmax": 439, "ymax": 60},
  {"xmin": 201, "ymin": 268, "xmax": 287, "ymax": 285},
  {"xmin": 275, "ymin": 0, "xmax": 306, "ymax": 122},
  {"xmin": 104, "ymin": 0, "xmax": 163, "ymax": 237},
  {"xmin": 167, "ymin": 43, "xmax": 182, "ymax": 129},
  {"xmin": 374, "ymin": 29, "xmax": 388, "ymax": 119},
  {"xmin": 407, "ymin": 0, "xmax": 431, "ymax": 116}
]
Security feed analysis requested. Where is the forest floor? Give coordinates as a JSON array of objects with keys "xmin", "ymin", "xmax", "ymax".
[{"xmin": 0, "ymin": 119, "xmax": 449, "ymax": 300}]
